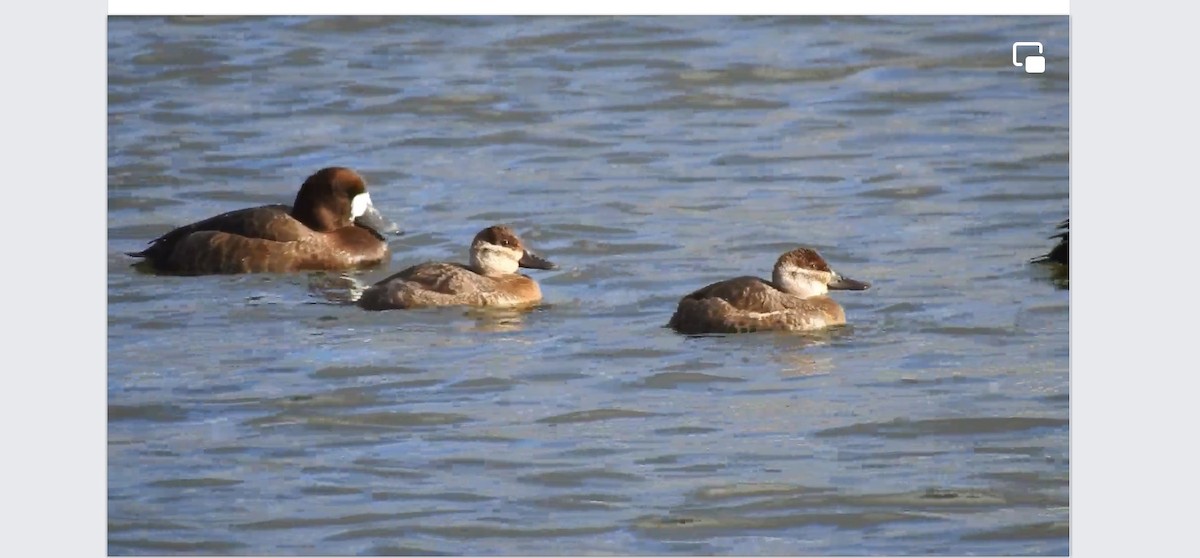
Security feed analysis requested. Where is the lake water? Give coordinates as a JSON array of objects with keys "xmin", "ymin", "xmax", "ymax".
[{"xmin": 107, "ymin": 15, "xmax": 1070, "ymax": 555}]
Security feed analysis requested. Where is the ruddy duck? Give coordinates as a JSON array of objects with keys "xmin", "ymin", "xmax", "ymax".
[
  {"xmin": 127, "ymin": 167, "xmax": 399, "ymax": 275},
  {"xmin": 668, "ymin": 247, "xmax": 870, "ymax": 334},
  {"xmin": 357, "ymin": 225, "xmax": 556, "ymax": 310}
]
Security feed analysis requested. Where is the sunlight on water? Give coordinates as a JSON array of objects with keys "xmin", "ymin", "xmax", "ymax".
[{"xmin": 108, "ymin": 15, "xmax": 1069, "ymax": 555}]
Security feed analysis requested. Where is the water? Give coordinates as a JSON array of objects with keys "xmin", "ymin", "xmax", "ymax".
[{"xmin": 107, "ymin": 16, "xmax": 1070, "ymax": 555}]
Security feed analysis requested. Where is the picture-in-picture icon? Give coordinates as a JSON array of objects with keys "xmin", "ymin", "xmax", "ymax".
[{"xmin": 1012, "ymin": 42, "xmax": 1045, "ymax": 74}]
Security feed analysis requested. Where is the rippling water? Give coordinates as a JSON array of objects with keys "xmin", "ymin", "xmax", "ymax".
[{"xmin": 107, "ymin": 16, "xmax": 1070, "ymax": 555}]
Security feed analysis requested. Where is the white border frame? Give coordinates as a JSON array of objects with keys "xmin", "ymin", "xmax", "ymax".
[{"xmin": 28, "ymin": 1, "xmax": 1200, "ymax": 556}]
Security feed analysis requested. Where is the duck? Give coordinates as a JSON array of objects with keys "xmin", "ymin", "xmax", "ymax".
[
  {"xmin": 668, "ymin": 247, "xmax": 870, "ymax": 334},
  {"xmin": 357, "ymin": 225, "xmax": 556, "ymax": 310},
  {"xmin": 1030, "ymin": 218, "xmax": 1069, "ymax": 266},
  {"xmin": 126, "ymin": 167, "xmax": 399, "ymax": 275}
]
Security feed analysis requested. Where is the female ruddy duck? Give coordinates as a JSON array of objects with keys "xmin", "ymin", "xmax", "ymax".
[
  {"xmin": 357, "ymin": 225, "xmax": 556, "ymax": 310},
  {"xmin": 668, "ymin": 247, "xmax": 870, "ymax": 334},
  {"xmin": 127, "ymin": 167, "xmax": 399, "ymax": 275}
]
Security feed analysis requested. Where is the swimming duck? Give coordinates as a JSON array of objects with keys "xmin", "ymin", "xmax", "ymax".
[
  {"xmin": 1031, "ymin": 219, "xmax": 1069, "ymax": 266},
  {"xmin": 357, "ymin": 225, "xmax": 556, "ymax": 310},
  {"xmin": 126, "ymin": 167, "xmax": 399, "ymax": 275},
  {"xmin": 668, "ymin": 247, "xmax": 869, "ymax": 334}
]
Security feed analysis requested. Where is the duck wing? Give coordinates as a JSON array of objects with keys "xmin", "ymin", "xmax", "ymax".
[
  {"xmin": 128, "ymin": 205, "xmax": 311, "ymax": 259},
  {"xmin": 680, "ymin": 276, "xmax": 801, "ymax": 313}
]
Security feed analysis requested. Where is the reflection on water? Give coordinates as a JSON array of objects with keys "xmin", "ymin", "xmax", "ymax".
[
  {"xmin": 461, "ymin": 307, "xmax": 535, "ymax": 333},
  {"xmin": 306, "ymin": 273, "xmax": 368, "ymax": 304},
  {"xmin": 773, "ymin": 351, "xmax": 836, "ymax": 378},
  {"xmin": 108, "ymin": 15, "xmax": 1069, "ymax": 556}
]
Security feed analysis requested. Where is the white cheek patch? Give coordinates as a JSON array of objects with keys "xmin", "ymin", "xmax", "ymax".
[
  {"xmin": 350, "ymin": 193, "xmax": 373, "ymax": 218},
  {"xmin": 785, "ymin": 269, "xmax": 828, "ymax": 298},
  {"xmin": 477, "ymin": 244, "xmax": 519, "ymax": 274}
]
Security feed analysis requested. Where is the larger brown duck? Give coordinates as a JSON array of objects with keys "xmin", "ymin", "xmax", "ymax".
[
  {"xmin": 668, "ymin": 247, "xmax": 870, "ymax": 334},
  {"xmin": 127, "ymin": 167, "xmax": 398, "ymax": 275}
]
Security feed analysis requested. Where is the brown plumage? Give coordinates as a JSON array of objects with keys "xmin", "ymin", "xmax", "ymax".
[
  {"xmin": 358, "ymin": 225, "xmax": 556, "ymax": 310},
  {"xmin": 668, "ymin": 247, "xmax": 869, "ymax": 334},
  {"xmin": 127, "ymin": 167, "xmax": 397, "ymax": 275}
]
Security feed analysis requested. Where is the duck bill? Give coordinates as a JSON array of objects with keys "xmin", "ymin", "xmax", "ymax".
[
  {"xmin": 828, "ymin": 273, "xmax": 870, "ymax": 291},
  {"xmin": 518, "ymin": 251, "xmax": 557, "ymax": 270},
  {"xmin": 353, "ymin": 203, "xmax": 402, "ymax": 236}
]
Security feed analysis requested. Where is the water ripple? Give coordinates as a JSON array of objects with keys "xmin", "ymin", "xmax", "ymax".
[{"xmin": 108, "ymin": 15, "xmax": 1070, "ymax": 556}]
